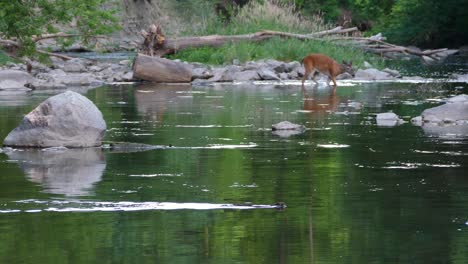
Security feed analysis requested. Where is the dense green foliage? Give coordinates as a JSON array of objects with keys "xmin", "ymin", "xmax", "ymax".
[
  {"xmin": 0, "ymin": 0, "xmax": 119, "ymax": 58},
  {"xmin": 378, "ymin": 0, "xmax": 468, "ymax": 48},
  {"xmin": 291, "ymin": 0, "xmax": 468, "ymax": 48},
  {"xmin": 168, "ymin": 0, "xmax": 466, "ymax": 66},
  {"xmin": 188, "ymin": 0, "xmax": 467, "ymax": 48}
]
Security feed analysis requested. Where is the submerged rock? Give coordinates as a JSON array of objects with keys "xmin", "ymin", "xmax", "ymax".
[
  {"xmin": 420, "ymin": 123, "xmax": 468, "ymax": 138},
  {"xmin": 3, "ymin": 91, "xmax": 106, "ymax": 148},
  {"xmin": 412, "ymin": 94, "xmax": 468, "ymax": 137},
  {"xmin": 376, "ymin": 112, "xmax": 404, "ymax": 127},
  {"xmin": 272, "ymin": 121, "xmax": 305, "ymax": 131},
  {"xmin": 355, "ymin": 68, "xmax": 394, "ymax": 80},
  {"xmin": 272, "ymin": 129, "xmax": 305, "ymax": 138},
  {"xmin": 413, "ymin": 94, "xmax": 468, "ymax": 124},
  {"xmin": 103, "ymin": 142, "xmax": 166, "ymax": 153},
  {"xmin": 271, "ymin": 121, "xmax": 305, "ymax": 137}
]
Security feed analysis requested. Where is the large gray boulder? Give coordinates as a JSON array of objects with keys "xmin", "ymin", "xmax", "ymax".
[
  {"xmin": 411, "ymin": 94, "xmax": 468, "ymax": 138},
  {"xmin": 0, "ymin": 70, "xmax": 33, "ymax": 90},
  {"xmin": 63, "ymin": 58, "xmax": 87, "ymax": 72},
  {"xmin": 257, "ymin": 68, "xmax": 280, "ymax": 80},
  {"xmin": 3, "ymin": 91, "xmax": 106, "ymax": 148},
  {"xmin": 233, "ymin": 70, "xmax": 260, "ymax": 81},
  {"xmin": 354, "ymin": 68, "xmax": 394, "ymax": 80},
  {"xmin": 416, "ymin": 94, "xmax": 468, "ymax": 124}
]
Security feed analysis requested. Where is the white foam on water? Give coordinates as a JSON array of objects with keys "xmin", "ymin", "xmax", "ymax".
[
  {"xmin": 440, "ymin": 151, "xmax": 468, "ymax": 156},
  {"xmin": 416, "ymin": 149, "xmax": 468, "ymax": 156},
  {"xmin": 188, "ymin": 143, "xmax": 258, "ymax": 149},
  {"xmin": 230, "ymin": 182, "xmax": 258, "ymax": 188},
  {"xmin": 131, "ymin": 133, "xmax": 154, "ymax": 136},
  {"xmin": 0, "ymin": 209, "xmax": 21, "ymax": 213},
  {"xmin": 135, "ymin": 90, "xmax": 156, "ymax": 93},
  {"xmin": 383, "ymin": 162, "xmax": 460, "ymax": 169},
  {"xmin": 175, "ymin": 91, "xmax": 207, "ymax": 94},
  {"xmin": 317, "ymin": 144, "xmax": 350, "ymax": 148},
  {"xmin": 383, "ymin": 165, "xmax": 419, "ymax": 170},
  {"xmin": 129, "ymin": 173, "xmax": 183, "ymax": 177},
  {"xmin": 176, "ymin": 124, "xmax": 252, "ymax": 128},
  {"xmin": 1, "ymin": 200, "xmax": 280, "ymax": 213},
  {"xmin": 212, "ymin": 138, "xmax": 234, "ymax": 141},
  {"xmin": 113, "ymin": 121, "xmax": 141, "ymax": 124}
]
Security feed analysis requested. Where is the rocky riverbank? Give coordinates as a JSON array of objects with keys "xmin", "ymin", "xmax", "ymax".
[
  {"xmin": 0, "ymin": 57, "xmax": 134, "ymax": 91},
  {"xmin": 1, "ymin": 56, "xmax": 467, "ymax": 92}
]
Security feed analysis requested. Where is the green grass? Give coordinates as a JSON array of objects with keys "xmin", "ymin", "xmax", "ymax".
[
  {"xmin": 0, "ymin": 50, "xmax": 14, "ymax": 65},
  {"xmin": 169, "ymin": 37, "xmax": 387, "ymax": 69},
  {"xmin": 168, "ymin": 0, "xmax": 388, "ymax": 69}
]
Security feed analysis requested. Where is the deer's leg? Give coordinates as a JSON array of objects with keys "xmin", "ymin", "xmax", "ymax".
[
  {"xmin": 311, "ymin": 71, "xmax": 319, "ymax": 83},
  {"xmin": 302, "ymin": 68, "xmax": 312, "ymax": 88},
  {"xmin": 331, "ymin": 76, "xmax": 337, "ymax": 87}
]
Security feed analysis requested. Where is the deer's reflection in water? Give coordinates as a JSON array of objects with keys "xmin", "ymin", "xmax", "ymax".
[{"xmin": 302, "ymin": 84, "xmax": 341, "ymax": 120}]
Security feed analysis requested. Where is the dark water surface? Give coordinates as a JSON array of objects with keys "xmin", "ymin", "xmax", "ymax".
[{"xmin": 1, "ymin": 81, "xmax": 467, "ymax": 263}]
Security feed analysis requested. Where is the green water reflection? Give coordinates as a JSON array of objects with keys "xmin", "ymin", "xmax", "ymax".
[{"xmin": 0, "ymin": 82, "xmax": 467, "ymax": 263}]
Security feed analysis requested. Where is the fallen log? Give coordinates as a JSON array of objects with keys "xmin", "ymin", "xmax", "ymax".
[
  {"xmin": 140, "ymin": 30, "xmax": 276, "ymax": 57},
  {"xmin": 138, "ymin": 24, "xmax": 359, "ymax": 56},
  {"xmin": 132, "ymin": 53, "xmax": 192, "ymax": 83}
]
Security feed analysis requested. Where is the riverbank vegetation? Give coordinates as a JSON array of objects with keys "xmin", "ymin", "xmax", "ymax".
[
  {"xmin": 0, "ymin": 0, "xmax": 119, "ymax": 61},
  {"xmin": 1, "ymin": 0, "xmax": 465, "ymax": 69},
  {"xmin": 167, "ymin": 0, "xmax": 386, "ymax": 68}
]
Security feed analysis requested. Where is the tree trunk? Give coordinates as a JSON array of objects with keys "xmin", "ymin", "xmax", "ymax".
[{"xmin": 132, "ymin": 53, "xmax": 192, "ymax": 83}]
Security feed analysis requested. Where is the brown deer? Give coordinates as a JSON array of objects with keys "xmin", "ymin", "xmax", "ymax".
[{"xmin": 301, "ymin": 54, "xmax": 354, "ymax": 92}]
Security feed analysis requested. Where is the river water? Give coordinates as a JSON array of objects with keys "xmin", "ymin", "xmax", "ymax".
[{"xmin": 0, "ymin": 78, "xmax": 467, "ymax": 263}]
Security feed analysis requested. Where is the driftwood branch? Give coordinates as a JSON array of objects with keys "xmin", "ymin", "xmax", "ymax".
[
  {"xmin": 32, "ymin": 33, "xmax": 82, "ymax": 42},
  {"xmin": 0, "ymin": 38, "xmax": 20, "ymax": 47},
  {"xmin": 309, "ymin": 26, "xmax": 359, "ymax": 37},
  {"xmin": 326, "ymin": 36, "xmax": 456, "ymax": 61},
  {"xmin": 36, "ymin": 50, "xmax": 73, "ymax": 60}
]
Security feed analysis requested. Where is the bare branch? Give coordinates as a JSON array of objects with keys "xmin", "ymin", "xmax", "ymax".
[
  {"xmin": 32, "ymin": 33, "xmax": 109, "ymax": 42},
  {"xmin": 36, "ymin": 50, "xmax": 73, "ymax": 60},
  {"xmin": 0, "ymin": 38, "xmax": 20, "ymax": 47}
]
